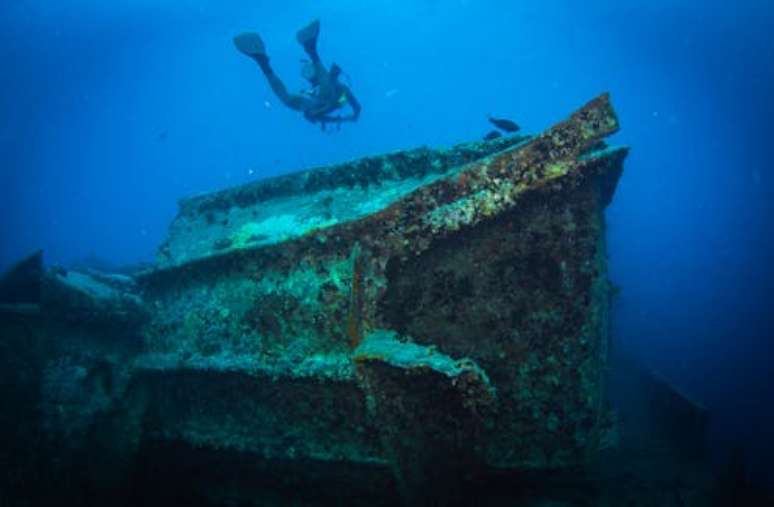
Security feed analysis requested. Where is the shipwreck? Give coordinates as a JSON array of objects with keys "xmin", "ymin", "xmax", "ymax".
[{"xmin": 0, "ymin": 95, "xmax": 714, "ymax": 505}]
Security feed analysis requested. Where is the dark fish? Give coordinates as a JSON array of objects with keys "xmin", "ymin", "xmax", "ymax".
[
  {"xmin": 488, "ymin": 116, "xmax": 520, "ymax": 133},
  {"xmin": 483, "ymin": 130, "xmax": 502, "ymax": 141},
  {"xmin": 158, "ymin": 131, "xmax": 168, "ymax": 141}
]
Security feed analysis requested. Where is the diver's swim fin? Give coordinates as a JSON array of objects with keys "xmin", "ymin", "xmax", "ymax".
[
  {"xmin": 234, "ymin": 32, "xmax": 267, "ymax": 60},
  {"xmin": 296, "ymin": 19, "xmax": 320, "ymax": 47},
  {"xmin": 0, "ymin": 250, "xmax": 43, "ymax": 314}
]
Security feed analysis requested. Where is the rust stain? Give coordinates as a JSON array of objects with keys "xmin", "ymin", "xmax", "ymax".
[{"xmin": 347, "ymin": 245, "xmax": 364, "ymax": 348}]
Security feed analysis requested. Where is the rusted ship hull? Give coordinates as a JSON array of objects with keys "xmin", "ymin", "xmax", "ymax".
[{"xmin": 1, "ymin": 94, "xmax": 648, "ymax": 505}]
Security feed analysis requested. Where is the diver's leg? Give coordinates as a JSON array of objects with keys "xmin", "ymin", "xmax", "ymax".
[
  {"xmin": 263, "ymin": 71, "xmax": 316, "ymax": 111},
  {"xmin": 296, "ymin": 19, "xmax": 321, "ymax": 64},
  {"xmin": 234, "ymin": 33, "xmax": 314, "ymax": 112},
  {"xmin": 258, "ymin": 60, "xmax": 315, "ymax": 111}
]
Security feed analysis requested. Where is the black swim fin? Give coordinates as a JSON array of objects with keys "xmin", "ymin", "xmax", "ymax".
[
  {"xmin": 234, "ymin": 32, "xmax": 267, "ymax": 60},
  {"xmin": 296, "ymin": 19, "xmax": 320, "ymax": 47}
]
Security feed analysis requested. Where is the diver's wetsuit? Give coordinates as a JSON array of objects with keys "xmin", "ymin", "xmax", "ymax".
[{"xmin": 234, "ymin": 20, "xmax": 360, "ymax": 128}]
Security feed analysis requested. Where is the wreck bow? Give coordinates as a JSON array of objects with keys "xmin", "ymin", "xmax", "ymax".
[
  {"xmin": 3, "ymin": 94, "xmax": 630, "ymax": 504},
  {"xmin": 136, "ymin": 93, "xmax": 626, "ymax": 473}
]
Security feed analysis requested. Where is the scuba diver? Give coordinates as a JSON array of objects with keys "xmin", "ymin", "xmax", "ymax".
[{"xmin": 234, "ymin": 19, "xmax": 361, "ymax": 130}]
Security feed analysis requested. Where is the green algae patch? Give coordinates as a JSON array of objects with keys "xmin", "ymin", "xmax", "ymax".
[
  {"xmin": 353, "ymin": 329, "xmax": 493, "ymax": 386},
  {"xmin": 545, "ymin": 160, "xmax": 571, "ymax": 179}
]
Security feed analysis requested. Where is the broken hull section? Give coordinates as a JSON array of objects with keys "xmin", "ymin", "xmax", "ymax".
[
  {"xmin": 135, "ymin": 94, "xmax": 625, "ymax": 473},
  {"xmin": 2, "ymin": 94, "xmax": 660, "ymax": 504}
]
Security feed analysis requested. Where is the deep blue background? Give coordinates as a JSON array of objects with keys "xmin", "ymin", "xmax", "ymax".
[{"xmin": 2, "ymin": 0, "xmax": 772, "ymax": 483}]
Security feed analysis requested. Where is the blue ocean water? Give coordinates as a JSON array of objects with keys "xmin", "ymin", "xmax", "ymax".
[{"xmin": 1, "ymin": 0, "xmax": 772, "ymax": 490}]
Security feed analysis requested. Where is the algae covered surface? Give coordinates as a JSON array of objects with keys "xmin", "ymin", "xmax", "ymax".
[
  {"xmin": 135, "ymin": 94, "xmax": 626, "ymax": 475},
  {"xmin": 5, "ymin": 95, "xmax": 720, "ymax": 506}
]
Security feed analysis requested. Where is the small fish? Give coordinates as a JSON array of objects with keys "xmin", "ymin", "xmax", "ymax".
[
  {"xmin": 158, "ymin": 131, "xmax": 168, "ymax": 141},
  {"xmin": 483, "ymin": 130, "xmax": 502, "ymax": 141},
  {"xmin": 488, "ymin": 116, "xmax": 520, "ymax": 133}
]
